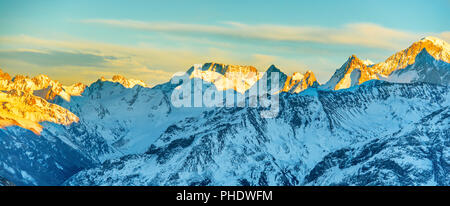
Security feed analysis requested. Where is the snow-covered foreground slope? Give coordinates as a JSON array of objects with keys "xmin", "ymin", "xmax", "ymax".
[
  {"xmin": 0, "ymin": 125, "xmax": 102, "ymax": 185},
  {"xmin": 64, "ymin": 81, "xmax": 449, "ymax": 186},
  {"xmin": 305, "ymin": 107, "xmax": 450, "ymax": 186}
]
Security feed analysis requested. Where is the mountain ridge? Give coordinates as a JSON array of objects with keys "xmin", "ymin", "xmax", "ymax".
[
  {"xmin": 0, "ymin": 36, "xmax": 449, "ymax": 136},
  {"xmin": 324, "ymin": 36, "xmax": 450, "ymax": 90},
  {"xmin": 0, "ymin": 37, "xmax": 449, "ymax": 186},
  {"xmin": 64, "ymin": 81, "xmax": 450, "ymax": 186}
]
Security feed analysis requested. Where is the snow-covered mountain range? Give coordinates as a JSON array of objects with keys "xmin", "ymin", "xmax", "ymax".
[
  {"xmin": 0, "ymin": 37, "xmax": 449, "ymax": 186},
  {"xmin": 0, "ymin": 70, "xmax": 80, "ymax": 135},
  {"xmin": 323, "ymin": 36, "xmax": 449, "ymax": 90},
  {"xmin": 65, "ymin": 81, "xmax": 449, "ymax": 186}
]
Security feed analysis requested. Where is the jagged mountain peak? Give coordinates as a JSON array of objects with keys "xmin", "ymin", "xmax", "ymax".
[
  {"xmin": 291, "ymin": 72, "xmax": 304, "ymax": 81},
  {"xmin": 0, "ymin": 69, "xmax": 11, "ymax": 81},
  {"xmin": 303, "ymin": 70, "xmax": 317, "ymax": 82},
  {"xmin": 9, "ymin": 73, "xmax": 56, "ymax": 90},
  {"xmin": 322, "ymin": 54, "xmax": 374, "ymax": 90},
  {"xmin": 345, "ymin": 54, "xmax": 365, "ymax": 66},
  {"xmin": 63, "ymin": 83, "xmax": 87, "ymax": 96},
  {"xmin": 362, "ymin": 59, "xmax": 374, "ymax": 66},
  {"xmin": 344, "ymin": 55, "xmax": 376, "ymax": 68},
  {"xmin": 0, "ymin": 88, "xmax": 79, "ymax": 135},
  {"xmin": 257, "ymin": 65, "xmax": 288, "ymax": 93},
  {"xmin": 340, "ymin": 54, "xmax": 368, "ymax": 65},
  {"xmin": 32, "ymin": 74, "xmax": 51, "ymax": 82},
  {"xmin": 0, "ymin": 69, "xmax": 12, "ymax": 89},
  {"xmin": 11, "ymin": 74, "xmax": 30, "ymax": 83},
  {"xmin": 190, "ymin": 62, "xmax": 318, "ymax": 94},
  {"xmin": 380, "ymin": 36, "xmax": 449, "ymax": 72},
  {"xmin": 201, "ymin": 62, "xmax": 258, "ymax": 75},
  {"xmin": 189, "ymin": 62, "xmax": 262, "ymax": 94},
  {"xmin": 323, "ymin": 37, "xmax": 450, "ymax": 90},
  {"xmin": 387, "ymin": 48, "xmax": 450, "ymax": 85},
  {"xmin": 0, "ymin": 71, "xmax": 84, "ymax": 102},
  {"xmin": 303, "ymin": 70, "xmax": 318, "ymax": 84},
  {"xmin": 265, "ymin": 64, "xmax": 284, "ymax": 74},
  {"xmin": 415, "ymin": 48, "xmax": 436, "ymax": 62},
  {"xmin": 0, "ymin": 70, "xmax": 82, "ymax": 134},
  {"xmin": 99, "ymin": 74, "xmax": 147, "ymax": 88},
  {"xmin": 282, "ymin": 70, "xmax": 319, "ymax": 93},
  {"xmin": 202, "ymin": 62, "xmax": 260, "ymax": 80},
  {"xmin": 419, "ymin": 36, "xmax": 449, "ymax": 49},
  {"xmin": 263, "ymin": 65, "xmax": 288, "ymax": 84},
  {"xmin": 188, "ymin": 62, "xmax": 259, "ymax": 79}
]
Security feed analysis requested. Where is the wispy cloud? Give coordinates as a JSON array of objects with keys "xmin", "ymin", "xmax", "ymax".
[
  {"xmin": 0, "ymin": 50, "xmax": 114, "ymax": 67},
  {"xmin": 0, "ymin": 35, "xmax": 199, "ymax": 85},
  {"xmin": 80, "ymin": 19, "xmax": 423, "ymax": 50},
  {"xmin": 438, "ymin": 32, "xmax": 450, "ymax": 43},
  {"xmin": 2, "ymin": 23, "xmax": 448, "ymax": 86},
  {"xmin": 0, "ymin": 35, "xmax": 281, "ymax": 85}
]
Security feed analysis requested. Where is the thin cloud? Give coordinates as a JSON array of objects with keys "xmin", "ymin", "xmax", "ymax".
[
  {"xmin": 80, "ymin": 19, "xmax": 421, "ymax": 50},
  {"xmin": 0, "ymin": 50, "xmax": 114, "ymax": 67},
  {"xmin": 0, "ymin": 35, "xmax": 274, "ymax": 85},
  {"xmin": 438, "ymin": 32, "xmax": 450, "ymax": 43}
]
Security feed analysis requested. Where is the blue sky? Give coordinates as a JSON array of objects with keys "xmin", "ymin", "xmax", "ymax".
[{"xmin": 0, "ymin": 0, "xmax": 449, "ymax": 85}]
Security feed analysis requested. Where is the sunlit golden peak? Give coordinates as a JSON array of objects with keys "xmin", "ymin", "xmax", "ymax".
[{"xmin": 100, "ymin": 74, "xmax": 147, "ymax": 88}]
